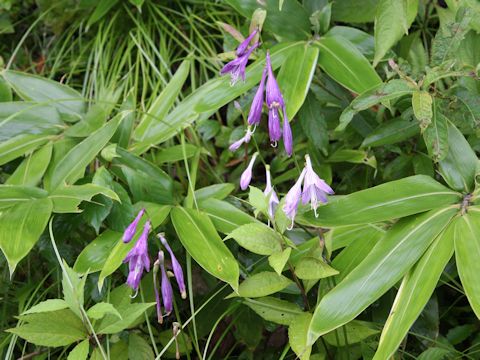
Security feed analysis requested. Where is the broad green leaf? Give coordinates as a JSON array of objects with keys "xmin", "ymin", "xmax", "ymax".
[
  {"xmin": 195, "ymin": 184, "xmax": 234, "ymax": 201},
  {"xmin": 87, "ymin": 302, "xmax": 122, "ymax": 320},
  {"xmin": 6, "ymin": 142, "xmax": 52, "ymax": 186},
  {"xmin": 326, "ymin": 26, "xmax": 375, "ymax": 60},
  {"xmin": 315, "ymin": 36, "xmax": 382, "ymax": 94},
  {"xmin": 154, "ymin": 144, "xmax": 198, "ymax": 164},
  {"xmin": 423, "ymin": 104, "xmax": 448, "ymax": 162},
  {"xmin": 227, "ymin": 223, "xmax": 282, "ymax": 255},
  {"xmin": 331, "ymin": 0, "xmax": 379, "ymax": 23},
  {"xmin": 299, "ymin": 175, "xmax": 460, "ymax": 227},
  {"xmin": 134, "ymin": 59, "xmax": 190, "ymax": 141},
  {"xmin": 362, "ymin": 117, "xmax": 419, "ymax": 148},
  {"xmin": 74, "ymin": 230, "xmax": 122, "ymax": 274},
  {"xmin": 22, "ymin": 299, "xmax": 69, "ymax": 315},
  {"xmin": 67, "ymin": 339, "xmax": 89, "ymax": 360},
  {"xmin": 454, "ymin": 211, "xmax": 480, "ymax": 318},
  {"xmin": 277, "ymin": 43, "xmax": 319, "ymax": 119},
  {"xmin": 244, "ymin": 297, "xmax": 302, "ymax": 326},
  {"xmin": 43, "ymin": 137, "xmax": 80, "ymax": 190},
  {"xmin": 62, "ymin": 262, "xmax": 86, "ymax": 320},
  {"xmin": 87, "ymin": 0, "xmax": 120, "ymax": 28},
  {"xmin": 49, "ymin": 115, "xmax": 122, "ymax": 190},
  {"xmin": 308, "ymin": 207, "xmax": 456, "ymax": 342},
  {"xmin": 326, "ymin": 224, "xmax": 385, "ymax": 252},
  {"xmin": 0, "ymin": 133, "xmax": 51, "ymax": 166},
  {"xmin": 171, "ymin": 206, "xmax": 239, "ymax": 290},
  {"xmin": 96, "ymin": 302, "xmax": 155, "ymax": 334},
  {"xmin": 112, "ymin": 92, "xmax": 135, "ymax": 148},
  {"xmin": 1, "ymin": 70, "xmax": 85, "ymax": 120},
  {"xmin": 128, "ymin": 333, "xmax": 154, "ymax": 360},
  {"xmin": 374, "ymin": 223, "xmax": 455, "ymax": 360},
  {"xmin": 289, "ymin": 313, "xmax": 313, "ymax": 360},
  {"xmin": 198, "ymin": 198, "xmax": 258, "ymax": 234},
  {"xmin": 268, "ymin": 248, "xmax": 292, "ymax": 275},
  {"xmin": 324, "ymin": 320, "xmax": 379, "ymax": 346},
  {"xmin": 232, "ymin": 272, "xmax": 293, "ymax": 298},
  {"xmin": 0, "ymin": 185, "xmax": 47, "ymax": 210},
  {"xmin": 438, "ymin": 123, "xmax": 477, "ymax": 192},
  {"xmin": 412, "ymin": 90, "xmax": 433, "ymax": 129},
  {"xmin": 158, "ymin": 330, "xmax": 192, "ymax": 358},
  {"xmin": 0, "ymin": 77, "xmax": 11, "ymax": 102},
  {"xmin": 49, "ymin": 184, "xmax": 119, "ymax": 213},
  {"xmin": 299, "ymin": 93, "xmax": 329, "ymax": 156},
  {"xmin": 295, "ymin": 257, "xmax": 339, "ymax": 280},
  {"xmin": 130, "ymin": 42, "xmax": 303, "ymax": 154},
  {"xmin": 337, "ymin": 79, "xmax": 415, "ymax": 131},
  {"xmin": 7, "ymin": 309, "xmax": 87, "ymax": 347},
  {"xmin": 327, "ymin": 149, "xmax": 377, "ymax": 169},
  {"xmin": 0, "ymin": 197, "xmax": 52, "ymax": 274}
]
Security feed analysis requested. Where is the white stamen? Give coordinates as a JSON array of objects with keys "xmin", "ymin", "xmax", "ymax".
[
  {"xmin": 130, "ymin": 289, "xmax": 139, "ymax": 299},
  {"xmin": 271, "ymin": 141, "xmax": 278, "ymax": 148}
]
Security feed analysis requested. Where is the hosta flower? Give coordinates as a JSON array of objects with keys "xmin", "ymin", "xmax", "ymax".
[
  {"xmin": 122, "ymin": 208, "xmax": 145, "ymax": 243},
  {"xmin": 153, "ymin": 259, "xmax": 163, "ymax": 324},
  {"xmin": 229, "ymin": 126, "xmax": 254, "ymax": 151},
  {"xmin": 302, "ymin": 154, "xmax": 334, "ymax": 217},
  {"xmin": 283, "ymin": 168, "xmax": 306, "ymax": 229},
  {"xmin": 265, "ymin": 52, "xmax": 284, "ymax": 144},
  {"xmin": 247, "ymin": 68, "xmax": 267, "ymax": 126},
  {"xmin": 221, "ymin": 36, "xmax": 259, "ymax": 85},
  {"xmin": 264, "ymin": 165, "xmax": 279, "ymax": 219},
  {"xmin": 240, "ymin": 152, "xmax": 258, "ymax": 190},
  {"xmin": 158, "ymin": 233, "xmax": 187, "ymax": 299},
  {"xmin": 159, "ymin": 250, "xmax": 174, "ymax": 315},
  {"xmin": 236, "ymin": 28, "xmax": 258, "ymax": 57},
  {"xmin": 282, "ymin": 108, "xmax": 293, "ymax": 156},
  {"xmin": 123, "ymin": 220, "xmax": 151, "ymax": 292}
]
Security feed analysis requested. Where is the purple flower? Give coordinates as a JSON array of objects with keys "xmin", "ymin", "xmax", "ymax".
[
  {"xmin": 264, "ymin": 165, "xmax": 279, "ymax": 219},
  {"xmin": 265, "ymin": 51, "xmax": 285, "ymax": 145},
  {"xmin": 122, "ymin": 208, "xmax": 145, "ymax": 243},
  {"xmin": 153, "ymin": 259, "xmax": 163, "ymax": 324},
  {"xmin": 247, "ymin": 68, "xmax": 267, "ymax": 126},
  {"xmin": 302, "ymin": 154, "xmax": 334, "ymax": 217},
  {"xmin": 159, "ymin": 251, "xmax": 174, "ymax": 315},
  {"xmin": 240, "ymin": 152, "xmax": 258, "ymax": 190},
  {"xmin": 283, "ymin": 169, "xmax": 306, "ymax": 229},
  {"xmin": 229, "ymin": 126, "xmax": 254, "ymax": 151},
  {"xmin": 123, "ymin": 220, "xmax": 151, "ymax": 292},
  {"xmin": 158, "ymin": 234, "xmax": 187, "ymax": 299},
  {"xmin": 236, "ymin": 28, "xmax": 258, "ymax": 57},
  {"xmin": 282, "ymin": 108, "xmax": 293, "ymax": 156},
  {"xmin": 221, "ymin": 42, "xmax": 259, "ymax": 85}
]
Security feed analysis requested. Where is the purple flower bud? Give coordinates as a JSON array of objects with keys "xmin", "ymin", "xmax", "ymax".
[
  {"xmin": 122, "ymin": 208, "xmax": 145, "ymax": 243},
  {"xmin": 159, "ymin": 251, "xmax": 174, "ymax": 315},
  {"xmin": 302, "ymin": 154, "xmax": 334, "ymax": 217},
  {"xmin": 240, "ymin": 153, "xmax": 258, "ymax": 190},
  {"xmin": 265, "ymin": 51, "xmax": 284, "ymax": 108},
  {"xmin": 158, "ymin": 234, "xmax": 187, "ymax": 299},
  {"xmin": 268, "ymin": 107, "xmax": 282, "ymax": 143},
  {"xmin": 283, "ymin": 169, "xmax": 306, "ymax": 229},
  {"xmin": 264, "ymin": 165, "xmax": 279, "ymax": 219},
  {"xmin": 282, "ymin": 108, "xmax": 293, "ymax": 156},
  {"xmin": 153, "ymin": 259, "xmax": 163, "ymax": 324},
  {"xmin": 123, "ymin": 220, "xmax": 151, "ymax": 291},
  {"xmin": 236, "ymin": 28, "xmax": 258, "ymax": 56},
  {"xmin": 247, "ymin": 68, "xmax": 267, "ymax": 126},
  {"xmin": 229, "ymin": 127, "xmax": 253, "ymax": 151},
  {"xmin": 221, "ymin": 42, "xmax": 259, "ymax": 85}
]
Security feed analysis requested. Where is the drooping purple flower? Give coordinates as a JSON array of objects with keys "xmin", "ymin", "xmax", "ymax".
[
  {"xmin": 123, "ymin": 220, "xmax": 151, "ymax": 292},
  {"xmin": 236, "ymin": 28, "xmax": 258, "ymax": 57},
  {"xmin": 221, "ymin": 42, "xmax": 259, "ymax": 85},
  {"xmin": 240, "ymin": 152, "xmax": 258, "ymax": 190},
  {"xmin": 229, "ymin": 126, "xmax": 254, "ymax": 151},
  {"xmin": 159, "ymin": 251, "xmax": 174, "ymax": 315},
  {"xmin": 302, "ymin": 154, "xmax": 334, "ymax": 217},
  {"xmin": 122, "ymin": 208, "xmax": 145, "ymax": 243},
  {"xmin": 247, "ymin": 68, "xmax": 267, "ymax": 126},
  {"xmin": 158, "ymin": 234, "xmax": 187, "ymax": 299},
  {"xmin": 283, "ymin": 168, "xmax": 306, "ymax": 229},
  {"xmin": 153, "ymin": 259, "xmax": 163, "ymax": 324},
  {"xmin": 264, "ymin": 165, "xmax": 279, "ymax": 219},
  {"xmin": 282, "ymin": 108, "xmax": 293, "ymax": 156},
  {"xmin": 265, "ymin": 51, "xmax": 285, "ymax": 144}
]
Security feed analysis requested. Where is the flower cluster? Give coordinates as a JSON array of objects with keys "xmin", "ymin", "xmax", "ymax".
[{"xmin": 121, "ymin": 210, "xmax": 186, "ymax": 323}]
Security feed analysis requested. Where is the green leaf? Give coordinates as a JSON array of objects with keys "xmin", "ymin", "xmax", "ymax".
[
  {"xmin": 326, "ymin": 224, "xmax": 385, "ymax": 252},
  {"xmin": 315, "ymin": 36, "xmax": 382, "ymax": 94},
  {"xmin": 49, "ymin": 115, "xmax": 122, "ymax": 190},
  {"xmin": 227, "ymin": 223, "xmax": 282, "ymax": 255},
  {"xmin": 96, "ymin": 302, "xmax": 155, "ymax": 334},
  {"xmin": 268, "ymin": 248, "xmax": 292, "ymax": 275},
  {"xmin": 326, "ymin": 26, "xmax": 375, "ymax": 60},
  {"xmin": 295, "ymin": 257, "xmax": 339, "ymax": 280},
  {"xmin": 154, "ymin": 144, "xmax": 198, "ymax": 164},
  {"xmin": 423, "ymin": 103, "xmax": 448, "ymax": 162},
  {"xmin": 289, "ymin": 313, "xmax": 313, "ymax": 360},
  {"xmin": 361, "ymin": 117, "xmax": 419, "ymax": 148},
  {"xmin": 327, "ymin": 149, "xmax": 377, "ymax": 169},
  {"xmin": 134, "ymin": 59, "xmax": 190, "ymax": 141},
  {"xmin": 299, "ymin": 175, "xmax": 460, "ymax": 227},
  {"xmin": 87, "ymin": 302, "xmax": 122, "ymax": 320},
  {"xmin": 374, "ymin": 0, "xmax": 409, "ymax": 66},
  {"xmin": 336, "ymin": 79, "xmax": 415, "ymax": 131},
  {"xmin": 171, "ymin": 206, "xmax": 239, "ymax": 290},
  {"xmin": 7, "ymin": 309, "xmax": 87, "ymax": 347},
  {"xmin": 1, "ymin": 70, "xmax": 85, "ymax": 120},
  {"xmin": 6, "ymin": 142, "xmax": 52, "ymax": 186},
  {"xmin": 324, "ymin": 320, "xmax": 379, "ymax": 346},
  {"xmin": 195, "ymin": 184, "xmax": 234, "ymax": 201},
  {"xmin": 0, "ymin": 77, "xmax": 12, "ymax": 102},
  {"xmin": 62, "ymin": 262, "xmax": 86, "ymax": 320},
  {"xmin": 74, "ymin": 230, "xmax": 122, "ymax": 274},
  {"xmin": 412, "ymin": 90, "xmax": 433, "ymax": 129},
  {"xmin": 232, "ymin": 271, "xmax": 293, "ymax": 298},
  {"xmin": 308, "ymin": 207, "xmax": 456, "ymax": 343},
  {"xmin": 49, "ymin": 184, "xmax": 119, "ymax": 213},
  {"xmin": 277, "ymin": 43, "xmax": 319, "ymax": 119},
  {"xmin": 244, "ymin": 297, "xmax": 303, "ymax": 326},
  {"xmin": 299, "ymin": 93, "xmax": 329, "ymax": 156},
  {"xmin": 87, "ymin": 0, "xmax": 120, "ymax": 28},
  {"xmin": 22, "ymin": 299, "xmax": 69, "ymax": 315},
  {"xmin": 0, "ymin": 197, "xmax": 52, "ymax": 274},
  {"xmin": 331, "ymin": 0, "xmax": 379, "ymax": 23},
  {"xmin": 128, "ymin": 333, "xmax": 154, "ymax": 360},
  {"xmin": 454, "ymin": 211, "xmax": 480, "ymax": 318},
  {"xmin": 0, "ymin": 185, "xmax": 47, "ymax": 210},
  {"xmin": 373, "ymin": 223, "xmax": 455, "ymax": 360},
  {"xmin": 67, "ymin": 339, "xmax": 89, "ymax": 360},
  {"xmin": 0, "ymin": 134, "xmax": 51, "ymax": 166},
  {"xmin": 438, "ymin": 123, "xmax": 477, "ymax": 192}
]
